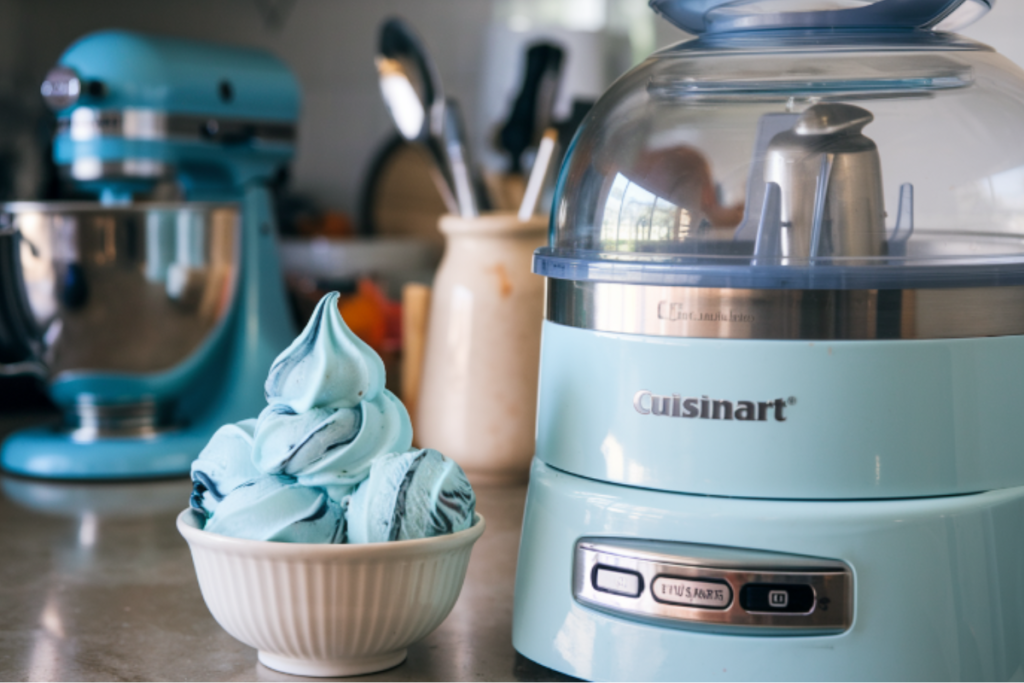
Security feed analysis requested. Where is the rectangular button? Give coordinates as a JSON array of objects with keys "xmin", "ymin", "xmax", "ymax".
[
  {"xmin": 652, "ymin": 576, "xmax": 732, "ymax": 609},
  {"xmin": 740, "ymin": 583, "xmax": 816, "ymax": 613},
  {"xmin": 594, "ymin": 567, "xmax": 642, "ymax": 597}
]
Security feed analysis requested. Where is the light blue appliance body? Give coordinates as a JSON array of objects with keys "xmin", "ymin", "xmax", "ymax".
[
  {"xmin": 532, "ymin": 322, "xmax": 1024, "ymax": 500},
  {"xmin": 515, "ymin": 458, "xmax": 1024, "ymax": 681},
  {"xmin": 512, "ymin": 0, "xmax": 1024, "ymax": 677},
  {"xmin": 512, "ymin": 321, "xmax": 1024, "ymax": 680},
  {"xmin": 0, "ymin": 31, "xmax": 299, "ymax": 479}
]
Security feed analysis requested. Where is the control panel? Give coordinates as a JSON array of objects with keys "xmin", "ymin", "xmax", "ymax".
[{"xmin": 574, "ymin": 538, "xmax": 852, "ymax": 635}]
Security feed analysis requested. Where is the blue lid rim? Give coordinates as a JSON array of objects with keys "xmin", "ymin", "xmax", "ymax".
[
  {"xmin": 649, "ymin": 0, "xmax": 993, "ymax": 36},
  {"xmin": 534, "ymin": 249, "xmax": 1024, "ymax": 290}
]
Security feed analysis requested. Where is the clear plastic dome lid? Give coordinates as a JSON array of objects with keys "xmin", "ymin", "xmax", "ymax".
[
  {"xmin": 537, "ymin": 25, "xmax": 1024, "ymax": 290},
  {"xmin": 650, "ymin": 0, "xmax": 995, "ymax": 34}
]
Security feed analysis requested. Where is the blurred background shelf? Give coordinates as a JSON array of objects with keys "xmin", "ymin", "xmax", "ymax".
[{"xmin": 280, "ymin": 237, "xmax": 442, "ymax": 296}]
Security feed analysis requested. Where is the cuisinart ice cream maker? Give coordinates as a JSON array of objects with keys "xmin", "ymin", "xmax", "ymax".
[{"xmin": 513, "ymin": 0, "xmax": 1024, "ymax": 679}]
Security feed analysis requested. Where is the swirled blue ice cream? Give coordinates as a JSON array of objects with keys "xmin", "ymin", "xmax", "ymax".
[
  {"xmin": 190, "ymin": 420, "xmax": 260, "ymax": 517},
  {"xmin": 189, "ymin": 291, "xmax": 475, "ymax": 544},
  {"xmin": 264, "ymin": 292, "xmax": 385, "ymax": 412},
  {"xmin": 347, "ymin": 449, "xmax": 476, "ymax": 543},
  {"xmin": 204, "ymin": 474, "xmax": 347, "ymax": 543},
  {"xmin": 253, "ymin": 388, "xmax": 412, "ymax": 492}
]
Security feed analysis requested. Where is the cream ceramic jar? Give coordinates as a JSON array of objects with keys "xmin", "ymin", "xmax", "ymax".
[{"xmin": 415, "ymin": 212, "xmax": 547, "ymax": 485}]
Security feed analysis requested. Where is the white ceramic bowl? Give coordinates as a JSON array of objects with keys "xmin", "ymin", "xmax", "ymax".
[{"xmin": 177, "ymin": 509, "xmax": 485, "ymax": 677}]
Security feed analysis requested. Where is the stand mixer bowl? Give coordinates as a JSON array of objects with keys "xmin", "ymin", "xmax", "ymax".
[{"xmin": 0, "ymin": 202, "xmax": 239, "ymax": 438}]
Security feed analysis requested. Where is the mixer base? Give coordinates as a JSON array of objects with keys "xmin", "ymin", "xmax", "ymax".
[
  {"xmin": 1, "ymin": 426, "xmax": 210, "ymax": 479},
  {"xmin": 513, "ymin": 458, "xmax": 1024, "ymax": 681}
]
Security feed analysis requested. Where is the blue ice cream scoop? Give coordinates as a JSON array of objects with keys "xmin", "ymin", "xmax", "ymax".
[
  {"xmin": 347, "ymin": 449, "xmax": 476, "ymax": 543},
  {"xmin": 254, "ymin": 389, "xmax": 413, "ymax": 491},
  {"xmin": 203, "ymin": 474, "xmax": 347, "ymax": 543},
  {"xmin": 252, "ymin": 403, "xmax": 362, "ymax": 475},
  {"xmin": 190, "ymin": 419, "xmax": 261, "ymax": 518},
  {"xmin": 264, "ymin": 291, "xmax": 385, "ymax": 412}
]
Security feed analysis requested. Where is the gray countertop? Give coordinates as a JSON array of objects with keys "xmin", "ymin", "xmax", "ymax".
[{"xmin": 0, "ymin": 414, "xmax": 573, "ymax": 682}]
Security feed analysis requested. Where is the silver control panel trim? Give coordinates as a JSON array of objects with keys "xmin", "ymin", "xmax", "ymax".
[{"xmin": 574, "ymin": 538, "xmax": 853, "ymax": 635}]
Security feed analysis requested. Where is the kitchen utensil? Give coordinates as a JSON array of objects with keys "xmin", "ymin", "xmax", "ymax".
[
  {"xmin": 517, "ymin": 128, "xmax": 558, "ymax": 221},
  {"xmin": 377, "ymin": 18, "xmax": 458, "ymax": 215},
  {"xmin": 416, "ymin": 212, "xmax": 547, "ymax": 485},
  {"xmin": 498, "ymin": 43, "xmax": 565, "ymax": 174},
  {"xmin": 512, "ymin": 0, "xmax": 1024, "ymax": 679},
  {"xmin": 481, "ymin": 170, "xmax": 526, "ymax": 213},
  {"xmin": 360, "ymin": 135, "xmax": 448, "ymax": 241},
  {"xmin": 178, "ymin": 509, "xmax": 485, "ymax": 677},
  {"xmin": 378, "ymin": 18, "xmax": 482, "ymax": 218},
  {"xmin": 0, "ymin": 30, "xmax": 298, "ymax": 479},
  {"xmin": 442, "ymin": 97, "xmax": 481, "ymax": 218}
]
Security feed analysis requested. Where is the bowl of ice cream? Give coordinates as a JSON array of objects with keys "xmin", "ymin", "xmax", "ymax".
[
  {"xmin": 177, "ymin": 509, "xmax": 484, "ymax": 677},
  {"xmin": 177, "ymin": 292, "xmax": 483, "ymax": 677}
]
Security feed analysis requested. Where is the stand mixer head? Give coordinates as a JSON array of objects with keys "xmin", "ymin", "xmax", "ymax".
[
  {"xmin": 42, "ymin": 30, "xmax": 298, "ymax": 199},
  {"xmin": 0, "ymin": 31, "xmax": 300, "ymax": 479}
]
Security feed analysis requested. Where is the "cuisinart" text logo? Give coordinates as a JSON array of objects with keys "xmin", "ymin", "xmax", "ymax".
[{"xmin": 633, "ymin": 390, "xmax": 794, "ymax": 422}]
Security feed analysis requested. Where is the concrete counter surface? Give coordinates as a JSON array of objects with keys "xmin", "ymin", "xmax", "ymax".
[{"xmin": 0, "ymin": 417, "xmax": 572, "ymax": 682}]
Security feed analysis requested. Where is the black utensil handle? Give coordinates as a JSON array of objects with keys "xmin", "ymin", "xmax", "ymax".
[{"xmin": 499, "ymin": 44, "xmax": 563, "ymax": 173}]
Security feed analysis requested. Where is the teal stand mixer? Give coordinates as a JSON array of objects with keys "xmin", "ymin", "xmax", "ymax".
[
  {"xmin": 0, "ymin": 30, "xmax": 299, "ymax": 479},
  {"xmin": 513, "ymin": 0, "xmax": 1024, "ymax": 679}
]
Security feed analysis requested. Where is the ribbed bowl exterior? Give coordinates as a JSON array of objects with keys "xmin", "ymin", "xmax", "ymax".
[{"xmin": 177, "ymin": 510, "xmax": 485, "ymax": 675}]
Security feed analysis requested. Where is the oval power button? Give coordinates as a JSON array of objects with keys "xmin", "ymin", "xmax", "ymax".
[{"xmin": 652, "ymin": 576, "xmax": 732, "ymax": 609}]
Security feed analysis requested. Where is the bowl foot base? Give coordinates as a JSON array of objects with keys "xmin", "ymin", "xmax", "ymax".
[{"xmin": 258, "ymin": 649, "xmax": 407, "ymax": 677}]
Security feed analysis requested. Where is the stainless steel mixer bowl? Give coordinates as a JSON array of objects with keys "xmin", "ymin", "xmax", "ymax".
[{"xmin": 0, "ymin": 202, "xmax": 240, "ymax": 384}]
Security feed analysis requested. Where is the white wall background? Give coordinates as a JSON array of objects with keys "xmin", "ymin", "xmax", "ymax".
[
  {"xmin": 962, "ymin": 1, "xmax": 1024, "ymax": 68},
  {"xmin": 0, "ymin": 0, "xmax": 1017, "ymax": 215}
]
